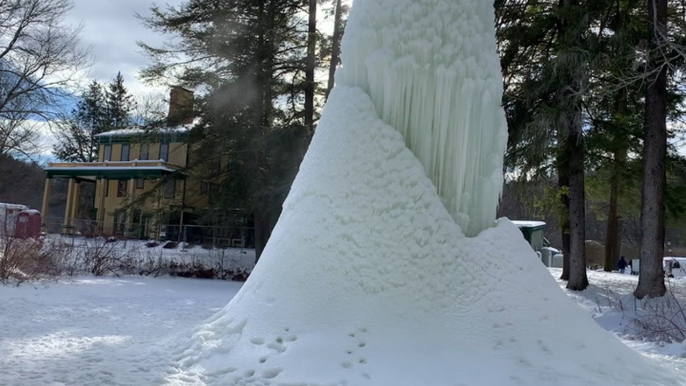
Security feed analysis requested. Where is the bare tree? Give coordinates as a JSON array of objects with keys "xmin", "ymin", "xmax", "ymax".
[
  {"xmin": 0, "ymin": 110, "xmax": 39, "ymax": 157},
  {"xmin": 133, "ymin": 92, "xmax": 168, "ymax": 128},
  {"xmin": 0, "ymin": 0, "xmax": 89, "ymax": 157}
]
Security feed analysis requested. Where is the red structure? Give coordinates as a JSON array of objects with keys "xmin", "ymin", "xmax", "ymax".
[{"xmin": 15, "ymin": 210, "xmax": 41, "ymax": 239}]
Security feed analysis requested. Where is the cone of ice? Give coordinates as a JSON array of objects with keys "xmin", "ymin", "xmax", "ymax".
[
  {"xmin": 161, "ymin": 1, "xmax": 680, "ymax": 385},
  {"xmin": 337, "ymin": 0, "xmax": 508, "ymax": 237}
]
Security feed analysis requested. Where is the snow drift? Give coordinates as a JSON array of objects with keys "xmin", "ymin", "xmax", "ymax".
[{"xmin": 160, "ymin": 0, "xmax": 683, "ymax": 385}]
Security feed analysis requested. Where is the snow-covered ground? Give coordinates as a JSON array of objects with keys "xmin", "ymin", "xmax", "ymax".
[
  {"xmin": 552, "ymin": 268, "xmax": 686, "ymax": 373},
  {"xmin": 1, "ymin": 270, "xmax": 686, "ymax": 385},
  {"xmin": 0, "ymin": 277, "xmax": 242, "ymax": 385}
]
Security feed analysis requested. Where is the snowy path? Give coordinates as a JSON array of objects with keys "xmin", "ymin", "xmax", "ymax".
[{"xmin": 0, "ymin": 277, "xmax": 241, "ymax": 386}]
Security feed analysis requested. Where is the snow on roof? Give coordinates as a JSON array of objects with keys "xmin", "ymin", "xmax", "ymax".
[
  {"xmin": 44, "ymin": 166, "xmax": 177, "ymax": 172},
  {"xmin": 94, "ymin": 118, "xmax": 199, "ymax": 138},
  {"xmin": 0, "ymin": 203, "xmax": 28, "ymax": 210},
  {"xmin": 65, "ymin": 160, "xmax": 171, "ymax": 165},
  {"xmin": 511, "ymin": 220, "xmax": 547, "ymax": 228},
  {"xmin": 94, "ymin": 127, "xmax": 189, "ymax": 138},
  {"xmin": 20, "ymin": 209, "xmax": 40, "ymax": 215}
]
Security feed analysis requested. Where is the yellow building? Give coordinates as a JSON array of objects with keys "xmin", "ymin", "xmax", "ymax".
[{"xmin": 42, "ymin": 87, "xmax": 215, "ymax": 239}]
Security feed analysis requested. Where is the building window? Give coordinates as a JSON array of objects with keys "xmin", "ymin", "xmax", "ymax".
[
  {"xmin": 200, "ymin": 182, "xmax": 208, "ymax": 193},
  {"xmin": 160, "ymin": 143, "xmax": 169, "ymax": 162},
  {"xmin": 117, "ymin": 180, "xmax": 127, "ymax": 197},
  {"xmin": 114, "ymin": 210, "xmax": 126, "ymax": 234},
  {"xmin": 104, "ymin": 179, "xmax": 109, "ymax": 197},
  {"xmin": 140, "ymin": 143, "xmax": 149, "ymax": 160},
  {"xmin": 164, "ymin": 180, "xmax": 176, "ymax": 199},
  {"xmin": 104, "ymin": 145, "xmax": 112, "ymax": 161},
  {"xmin": 121, "ymin": 143, "xmax": 130, "ymax": 161},
  {"xmin": 136, "ymin": 179, "xmax": 144, "ymax": 189}
]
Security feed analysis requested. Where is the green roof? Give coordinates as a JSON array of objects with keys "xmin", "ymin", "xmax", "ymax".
[{"xmin": 45, "ymin": 166, "xmax": 184, "ymax": 180}]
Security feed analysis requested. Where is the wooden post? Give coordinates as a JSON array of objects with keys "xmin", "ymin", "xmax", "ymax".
[
  {"xmin": 41, "ymin": 178, "xmax": 52, "ymax": 232},
  {"xmin": 70, "ymin": 181, "xmax": 81, "ymax": 231},
  {"xmin": 126, "ymin": 178, "xmax": 136, "ymax": 237},
  {"xmin": 98, "ymin": 179, "xmax": 107, "ymax": 235},
  {"xmin": 62, "ymin": 178, "xmax": 75, "ymax": 235},
  {"xmin": 178, "ymin": 178, "xmax": 186, "ymax": 242}
]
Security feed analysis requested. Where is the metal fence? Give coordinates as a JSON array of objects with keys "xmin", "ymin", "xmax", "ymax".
[{"xmin": 41, "ymin": 217, "xmax": 254, "ymax": 248}]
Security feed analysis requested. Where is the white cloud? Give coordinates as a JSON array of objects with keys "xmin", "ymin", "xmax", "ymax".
[
  {"xmin": 66, "ymin": 0, "xmax": 185, "ymax": 96},
  {"xmin": 25, "ymin": 0, "xmax": 188, "ymax": 161}
]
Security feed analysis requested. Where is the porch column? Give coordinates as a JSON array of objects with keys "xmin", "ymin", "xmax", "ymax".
[
  {"xmin": 98, "ymin": 178, "xmax": 107, "ymax": 234},
  {"xmin": 69, "ymin": 181, "xmax": 81, "ymax": 232},
  {"xmin": 126, "ymin": 178, "xmax": 136, "ymax": 236},
  {"xmin": 153, "ymin": 191, "xmax": 161, "ymax": 240},
  {"xmin": 62, "ymin": 178, "xmax": 75, "ymax": 234},
  {"xmin": 178, "ymin": 178, "xmax": 187, "ymax": 242},
  {"xmin": 41, "ymin": 178, "xmax": 52, "ymax": 232}
]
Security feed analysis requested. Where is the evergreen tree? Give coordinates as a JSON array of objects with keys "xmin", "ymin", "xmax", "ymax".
[
  {"xmin": 583, "ymin": 0, "xmax": 646, "ymax": 272},
  {"xmin": 496, "ymin": 0, "xmax": 592, "ymax": 289},
  {"xmin": 635, "ymin": 0, "xmax": 669, "ymax": 299},
  {"xmin": 305, "ymin": 0, "xmax": 317, "ymax": 136},
  {"xmin": 497, "ymin": 0, "xmax": 686, "ymax": 294},
  {"xmin": 558, "ymin": 0, "xmax": 589, "ymax": 291},
  {"xmin": 104, "ymin": 72, "xmax": 135, "ymax": 130},
  {"xmin": 52, "ymin": 81, "xmax": 107, "ymax": 162},
  {"xmin": 139, "ymin": 0, "xmax": 311, "ymax": 260}
]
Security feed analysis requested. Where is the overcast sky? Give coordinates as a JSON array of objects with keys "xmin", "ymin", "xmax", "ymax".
[
  {"xmin": 33, "ymin": 0, "xmax": 342, "ymax": 161},
  {"xmin": 66, "ymin": 0, "xmax": 185, "ymax": 96},
  {"xmin": 30, "ymin": 0, "xmax": 185, "ymax": 161}
]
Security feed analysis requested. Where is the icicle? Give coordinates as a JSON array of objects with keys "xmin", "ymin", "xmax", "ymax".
[{"xmin": 338, "ymin": 0, "xmax": 508, "ymax": 236}]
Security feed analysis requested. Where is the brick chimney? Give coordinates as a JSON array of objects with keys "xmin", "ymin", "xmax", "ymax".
[{"xmin": 167, "ymin": 86, "xmax": 194, "ymax": 126}]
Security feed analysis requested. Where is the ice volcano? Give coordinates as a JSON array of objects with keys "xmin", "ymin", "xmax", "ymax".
[{"xmin": 161, "ymin": 0, "xmax": 682, "ymax": 385}]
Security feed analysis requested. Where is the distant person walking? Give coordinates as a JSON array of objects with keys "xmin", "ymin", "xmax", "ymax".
[{"xmin": 617, "ymin": 256, "xmax": 628, "ymax": 274}]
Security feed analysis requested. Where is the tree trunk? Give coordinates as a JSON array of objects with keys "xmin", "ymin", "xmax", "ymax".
[
  {"xmin": 326, "ymin": 0, "xmax": 343, "ymax": 100},
  {"xmin": 558, "ymin": 0, "xmax": 585, "ymax": 285},
  {"xmin": 566, "ymin": 118, "xmax": 588, "ymax": 291},
  {"xmin": 254, "ymin": 209, "xmax": 272, "ymax": 263},
  {"xmin": 635, "ymin": 0, "xmax": 668, "ymax": 299},
  {"xmin": 604, "ymin": 149, "xmax": 624, "ymax": 271},
  {"xmin": 604, "ymin": 193, "xmax": 619, "ymax": 272},
  {"xmin": 615, "ymin": 216, "xmax": 623, "ymax": 266},
  {"xmin": 558, "ymin": 145, "xmax": 571, "ymax": 281},
  {"xmin": 252, "ymin": 1, "xmax": 277, "ymax": 261},
  {"xmin": 304, "ymin": 0, "xmax": 317, "ymax": 135}
]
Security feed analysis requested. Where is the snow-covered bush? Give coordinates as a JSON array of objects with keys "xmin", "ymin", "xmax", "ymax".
[
  {"xmin": 0, "ymin": 233, "xmax": 68, "ymax": 285},
  {"xmin": 626, "ymin": 284, "xmax": 686, "ymax": 344},
  {"xmin": 82, "ymin": 239, "xmax": 127, "ymax": 276},
  {"xmin": 1, "ymin": 231, "xmax": 255, "ymax": 284},
  {"xmin": 592, "ymin": 280, "xmax": 686, "ymax": 344}
]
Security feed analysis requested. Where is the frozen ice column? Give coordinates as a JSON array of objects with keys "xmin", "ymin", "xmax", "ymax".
[{"xmin": 336, "ymin": 0, "xmax": 508, "ymax": 236}]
